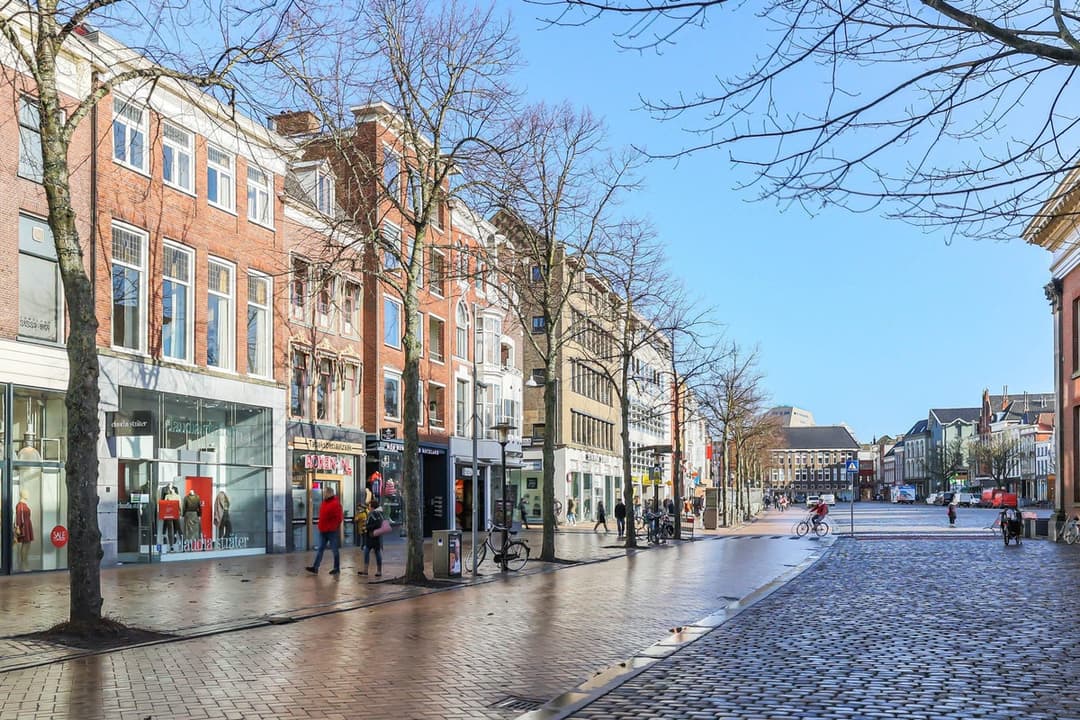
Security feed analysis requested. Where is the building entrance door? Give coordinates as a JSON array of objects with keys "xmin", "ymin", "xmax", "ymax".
[
  {"xmin": 116, "ymin": 460, "xmax": 155, "ymax": 563},
  {"xmin": 291, "ymin": 473, "xmax": 342, "ymax": 551}
]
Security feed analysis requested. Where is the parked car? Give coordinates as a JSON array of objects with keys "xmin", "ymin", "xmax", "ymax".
[
  {"xmin": 806, "ymin": 495, "xmax": 821, "ymax": 508},
  {"xmin": 940, "ymin": 492, "xmax": 955, "ymax": 506},
  {"xmin": 821, "ymin": 493, "xmax": 837, "ymax": 506},
  {"xmin": 925, "ymin": 493, "xmax": 940, "ymax": 505},
  {"xmin": 957, "ymin": 492, "xmax": 977, "ymax": 507}
]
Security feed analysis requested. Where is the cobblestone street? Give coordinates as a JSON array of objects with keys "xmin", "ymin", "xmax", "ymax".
[{"xmin": 564, "ymin": 536, "xmax": 1080, "ymax": 720}]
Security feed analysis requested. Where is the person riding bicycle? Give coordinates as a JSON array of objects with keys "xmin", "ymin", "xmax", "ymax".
[{"xmin": 810, "ymin": 499, "xmax": 829, "ymax": 529}]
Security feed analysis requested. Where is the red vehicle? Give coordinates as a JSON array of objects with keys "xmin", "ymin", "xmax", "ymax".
[{"xmin": 981, "ymin": 488, "xmax": 1018, "ymax": 508}]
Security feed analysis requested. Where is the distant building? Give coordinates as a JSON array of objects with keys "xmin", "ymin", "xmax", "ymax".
[
  {"xmin": 769, "ymin": 426, "xmax": 859, "ymax": 498},
  {"xmin": 766, "ymin": 406, "xmax": 816, "ymax": 427}
]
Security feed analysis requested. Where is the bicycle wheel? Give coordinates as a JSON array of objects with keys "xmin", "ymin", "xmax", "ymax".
[
  {"xmin": 463, "ymin": 542, "xmax": 487, "ymax": 572},
  {"xmin": 662, "ymin": 523, "xmax": 675, "ymax": 539},
  {"xmin": 813, "ymin": 521, "xmax": 830, "ymax": 538},
  {"xmin": 504, "ymin": 541, "xmax": 529, "ymax": 571},
  {"xmin": 795, "ymin": 521, "xmax": 810, "ymax": 537}
]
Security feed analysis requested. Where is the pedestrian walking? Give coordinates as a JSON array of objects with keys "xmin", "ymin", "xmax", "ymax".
[
  {"xmin": 614, "ymin": 497, "xmax": 627, "ymax": 537},
  {"xmin": 947, "ymin": 501, "xmax": 957, "ymax": 527},
  {"xmin": 566, "ymin": 497, "xmax": 577, "ymax": 525},
  {"xmin": 360, "ymin": 498, "xmax": 385, "ymax": 577},
  {"xmin": 593, "ymin": 500, "xmax": 608, "ymax": 533},
  {"xmin": 306, "ymin": 485, "xmax": 343, "ymax": 575},
  {"xmin": 519, "ymin": 498, "xmax": 530, "ymax": 530},
  {"xmin": 664, "ymin": 497, "xmax": 675, "ymax": 514}
]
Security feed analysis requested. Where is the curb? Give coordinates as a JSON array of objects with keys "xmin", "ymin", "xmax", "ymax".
[{"xmin": 514, "ymin": 536, "xmax": 837, "ymax": 720}]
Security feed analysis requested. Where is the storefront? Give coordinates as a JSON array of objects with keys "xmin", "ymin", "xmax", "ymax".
[
  {"xmin": 1, "ymin": 384, "xmax": 69, "ymax": 574},
  {"xmin": 365, "ymin": 435, "xmax": 448, "ymax": 536},
  {"xmin": 288, "ymin": 432, "xmax": 364, "ymax": 551}
]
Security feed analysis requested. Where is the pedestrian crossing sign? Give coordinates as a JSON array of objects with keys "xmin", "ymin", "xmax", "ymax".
[{"xmin": 845, "ymin": 459, "xmax": 859, "ymax": 474}]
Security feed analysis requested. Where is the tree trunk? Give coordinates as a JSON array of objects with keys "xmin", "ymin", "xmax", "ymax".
[
  {"xmin": 720, "ymin": 430, "xmax": 729, "ymax": 526},
  {"xmin": 672, "ymin": 380, "xmax": 682, "ymax": 540},
  {"xmin": 540, "ymin": 365, "xmax": 557, "ymax": 561},
  {"xmin": 39, "ymin": 60, "xmax": 103, "ymax": 625},
  {"xmin": 401, "ymin": 266, "xmax": 425, "ymax": 581},
  {"xmin": 620, "ymin": 377, "xmax": 636, "ymax": 548}
]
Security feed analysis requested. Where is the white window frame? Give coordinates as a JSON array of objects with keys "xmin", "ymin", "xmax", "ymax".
[
  {"xmin": 206, "ymin": 257, "xmax": 236, "ymax": 370},
  {"xmin": 384, "ymin": 370, "xmax": 402, "ymax": 421},
  {"xmin": 290, "ymin": 256, "xmax": 310, "ymax": 323},
  {"xmin": 455, "ymin": 301, "xmax": 469, "ymax": 360},
  {"xmin": 428, "ymin": 313, "xmax": 446, "ymax": 364},
  {"xmin": 383, "ymin": 222, "xmax": 402, "ymax": 271},
  {"xmin": 206, "ymin": 144, "xmax": 235, "ymax": 212},
  {"xmin": 415, "ymin": 312, "xmax": 424, "ymax": 357},
  {"xmin": 18, "ymin": 96, "xmax": 42, "ymax": 183},
  {"xmin": 161, "ymin": 240, "xmax": 194, "ymax": 363},
  {"xmin": 17, "ymin": 212, "xmax": 63, "ymax": 344},
  {"xmin": 162, "ymin": 122, "xmax": 194, "ymax": 194},
  {"xmin": 383, "ymin": 145, "xmax": 401, "ymax": 202},
  {"xmin": 341, "ymin": 280, "xmax": 361, "ymax": 337},
  {"xmin": 247, "ymin": 165, "xmax": 273, "ymax": 228},
  {"xmin": 246, "ymin": 271, "xmax": 273, "ymax": 379},
  {"xmin": 427, "ymin": 381, "xmax": 446, "ymax": 428},
  {"xmin": 317, "ymin": 169, "xmax": 335, "ymax": 216},
  {"xmin": 339, "ymin": 362, "xmax": 360, "ymax": 427},
  {"xmin": 112, "ymin": 97, "xmax": 148, "ymax": 174},
  {"xmin": 316, "ymin": 274, "xmax": 336, "ymax": 329},
  {"xmin": 110, "ymin": 221, "xmax": 148, "ymax": 353},
  {"xmin": 384, "ymin": 295, "xmax": 403, "ymax": 349},
  {"xmin": 430, "ymin": 249, "xmax": 445, "ymax": 297}
]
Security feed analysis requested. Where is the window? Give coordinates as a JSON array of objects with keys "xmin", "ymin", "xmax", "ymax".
[
  {"xmin": 416, "ymin": 312, "xmax": 424, "ymax": 357},
  {"xmin": 429, "ymin": 315, "xmax": 445, "ymax": 362},
  {"xmin": 247, "ymin": 273, "xmax": 271, "ymax": 377},
  {"xmin": 207, "ymin": 145, "xmax": 234, "ymax": 211},
  {"xmin": 416, "ymin": 380, "xmax": 424, "ymax": 427},
  {"xmin": 290, "ymin": 350, "xmax": 309, "ymax": 417},
  {"xmin": 340, "ymin": 363, "xmax": 360, "ymax": 426},
  {"xmin": 18, "ymin": 214, "xmax": 62, "ymax": 342},
  {"xmin": 316, "ymin": 358, "xmax": 333, "ymax": 421},
  {"xmin": 383, "ymin": 223, "xmax": 401, "ymax": 270},
  {"xmin": 530, "ymin": 265, "xmax": 542, "ymax": 283},
  {"xmin": 384, "ymin": 372, "xmax": 401, "ymax": 420},
  {"xmin": 429, "ymin": 250, "xmax": 445, "ymax": 296},
  {"xmin": 111, "ymin": 222, "xmax": 147, "ymax": 351},
  {"xmin": 531, "ymin": 316, "xmax": 546, "ymax": 333},
  {"xmin": 428, "ymin": 383, "xmax": 445, "ymax": 427},
  {"xmin": 112, "ymin": 97, "xmax": 146, "ymax": 172},
  {"xmin": 455, "ymin": 302, "xmax": 469, "ymax": 359},
  {"xmin": 383, "ymin": 147, "xmax": 401, "ymax": 201},
  {"xmin": 162, "ymin": 122, "xmax": 193, "ymax": 193},
  {"xmin": 384, "ymin": 296, "xmax": 402, "ymax": 348},
  {"xmin": 247, "ymin": 166, "xmax": 272, "ymax": 226},
  {"xmin": 316, "ymin": 275, "xmax": 334, "ymax": 328},
  {"xmin": 290, "ymin": 257, "xmax": 309, "ymax": 322},
  {"xmin": 500, "ymin": 342, "xmax": 513, "ymax": 369},
  {"xmin": 342, "ymin": 281, "xmax": 361, "ymax": 336},
  {"xmin": 317, "ymin": 170, "xmax": 335, "ymax": 215},
  {"xmin": 18, "ymin": 96, "xmax": 42, "ymax": 182},
  {"xmin": 456, "ymin": 379, "xmax": 469, "ymax": 436},
  {"xmin": 206, "ymin": 259, "xmax": 234, "ymax": 369},
  {"xmin": 161, "ymin": 242, "xmax": 193, "ymax": 361}
]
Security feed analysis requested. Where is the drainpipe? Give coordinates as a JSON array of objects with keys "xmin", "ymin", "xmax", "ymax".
[
  {"xmin": 1048, "ymin": 279, "xmax": 1064, "ymax": 523},
  {"xmin": 89, "ymin": 71, "xmax": 98, "ymax": 302}
]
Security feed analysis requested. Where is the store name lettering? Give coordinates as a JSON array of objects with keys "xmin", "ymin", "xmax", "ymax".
[
  {"xmin": 166, "ymin": 419, "xmax": 222, "ymax": 436},
  {"xmin": 303, "ymin": 454, "xmax": 353, "ymax": 475},
  {"xmin": 176, "ymin": 535, "xmax": 251, "ymax": 552}
]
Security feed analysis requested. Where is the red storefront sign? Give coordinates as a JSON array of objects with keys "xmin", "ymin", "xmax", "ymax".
[{"xmin": 50, "ymin": 525, "xmax": 69, "ymax": 548}]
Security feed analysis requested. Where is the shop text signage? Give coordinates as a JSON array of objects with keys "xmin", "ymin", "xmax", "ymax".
[
  {"xmin": 169, "ymin": 535, "xmax": 251, "ymax": 553},
  {"xmin": 106, "ymin": 410, "xmax": 155, "ymax": 437},
  {"xmin": 291, "ymin": 437, "xmax": 366, "ymax": 455},
  {"xmin": 303, "ymin": 454, "xmax": 354, "ymax": 475},
  {"xmin": 50, "ymin": 525, "xmax": 68, "ymax": 548},
  {"xmin": 377, "ymin": 440, "xmax": 445, "ymax": 456},
  {"xmin": 166, "ymin": 418, "xmax": 222, "ymax": 436},
  {"xmin": 380, "ymin": 427, "xmax": 398, "ymax": 440}
]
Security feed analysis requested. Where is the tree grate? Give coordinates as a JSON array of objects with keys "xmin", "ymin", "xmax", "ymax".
[{"xmin": 489, "ymin": 695, "xmax": 545, "ymax": 711}]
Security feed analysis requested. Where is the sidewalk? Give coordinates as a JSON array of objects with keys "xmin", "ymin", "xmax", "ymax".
[{"xmin": 0, "ymin": 526, "xmax": 652, "ymax": 672}]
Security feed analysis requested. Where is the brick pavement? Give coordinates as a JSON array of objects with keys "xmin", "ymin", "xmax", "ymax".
[
  {"xmin": 0, "ymin": 533, "xmax": 825, "ymax": 719},
  {"xmin": 562, "ymin": 537, "xmax": 1080, "ymax": 720}
]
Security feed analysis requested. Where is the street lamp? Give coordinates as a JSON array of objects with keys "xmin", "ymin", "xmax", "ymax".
[{"xmin": 492, "ymin": 420, "xmax": 516, "ymax": 571}]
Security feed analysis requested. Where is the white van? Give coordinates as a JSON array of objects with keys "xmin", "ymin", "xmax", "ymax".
[{"xmin": 821, "ymin": 493, "xmax": 837, "ymax": 506}]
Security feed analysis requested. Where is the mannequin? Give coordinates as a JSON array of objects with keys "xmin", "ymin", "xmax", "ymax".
[
  {"xmin": 14, "ymin": 489, "xmax": 33, "ymax": 572},
  {"xmin": 182, "ymin": 489, "xmax": 201, "ymax": 542},
  {"xmin": 161, "ymin": 484, "xmax": 182, "ymax": 548},
  {"xmin": 214, "ymin": 490, "xmax": 231, "ymax": 538}
]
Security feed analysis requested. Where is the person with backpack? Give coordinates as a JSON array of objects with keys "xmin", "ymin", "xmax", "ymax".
[{"xmin": 360, "ymin": 498, "xmax": 387, "ymax": 577}]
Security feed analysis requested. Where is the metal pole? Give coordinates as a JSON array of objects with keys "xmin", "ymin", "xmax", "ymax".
[
  {"xmin": 849, "ymin": 465, "xmax": 855, "ymax": 537},
  {"xmin": 500, "ymin": 439, "xmax": 509, "ymax": 572},
  {"xmin": 471, "ymin": 305, "xmax": 480, "ymax": 576}
]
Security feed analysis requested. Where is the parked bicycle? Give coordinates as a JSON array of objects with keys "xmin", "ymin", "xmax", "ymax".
[
  {"xmin": 463, "ymin": 523, "xmax": 530, "ymax": 572},
  {"xmin": 644, "ymin": 510, "xmax": 675, "ymax": 544},
  {"xmin": 1058, "ymin": 515, "xmax": 1080, "ymax": 545}
]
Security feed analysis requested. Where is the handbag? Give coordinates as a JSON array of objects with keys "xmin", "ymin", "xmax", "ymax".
[{"xmin": 372, "ymin": 518, "xmax": 392, "ymax": 537}]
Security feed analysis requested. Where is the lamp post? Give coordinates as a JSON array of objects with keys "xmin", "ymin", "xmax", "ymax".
[{"xmin": 492, "ymin": 421, "xmax": 516, "ymax": 572}]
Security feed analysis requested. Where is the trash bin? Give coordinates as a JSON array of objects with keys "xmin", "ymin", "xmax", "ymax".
[
  {"xmin": 703, "ymin": 507, "xmax": 718, "ymax": 530},
  {"xmin": 433, "ymin": 529, "xmax": 462, "ymax": 579}
]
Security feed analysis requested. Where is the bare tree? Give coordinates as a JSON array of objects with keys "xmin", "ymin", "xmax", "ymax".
[
  {"xmin": 543, "ymin": 0, "xmax": 1080, "ymax": 240},
  {"xmin": 969, "ymin": 433, "xmax": 1023, "ymax": 493},
  {"xmin": 273, "ymin": 0, "xmax": 519, "ymax": 582},
  {"xmin": 490, "ymin": 102, "xmax": 637, "ymax": 561},
  {"xmin": 929, "ymin": 436, "xmax": 968, "ymax": 495},
  {"xmin": 0, "ymin": 0, "xmax": 293, "ymax": 631}
]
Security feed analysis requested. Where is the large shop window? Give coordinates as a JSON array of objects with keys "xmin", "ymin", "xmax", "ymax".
[
  {"xmin": 247, "ymin": 273, "xmax": 271, "ymax": 378},
  {"xmin": 207, "ymin": 259, "xmax": 234, "ymax": 370},
  {"xmin": 116, "ymin": 387, "xmax": 270, "ymax": 560},
  {"xmin": 11, "ymin": 388, "xmax": 68, "ymax": 572},
  {"xmin": 18, "ymin": 214, "xmax": 62, "ymax": 343},
  {"xmin": 162, "ymin": 242, "xmax": 193, "ymax": 362},
  {"xmin": 111, "ymin": 222, "xmax": 147, "ymax": 351}
]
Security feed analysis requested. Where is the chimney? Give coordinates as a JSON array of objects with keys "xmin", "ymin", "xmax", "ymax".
[{"xmin": 269, "ymin": 111, "xmax": 320, "ymax": 137}]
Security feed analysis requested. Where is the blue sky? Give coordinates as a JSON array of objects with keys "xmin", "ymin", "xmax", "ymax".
[{"xmin": 501, "ymin": 2, "xmax": 1054, "ymax": 442}]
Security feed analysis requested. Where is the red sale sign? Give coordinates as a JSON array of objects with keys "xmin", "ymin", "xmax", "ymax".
[{"xmin": 50, "ymin": 525, "xmax": 69, "ymax": 548}]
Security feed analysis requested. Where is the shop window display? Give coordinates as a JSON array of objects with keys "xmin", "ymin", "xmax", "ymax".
[{"xmin": 11, "ymin": 388, "xmax": 67, "ymax": 572}]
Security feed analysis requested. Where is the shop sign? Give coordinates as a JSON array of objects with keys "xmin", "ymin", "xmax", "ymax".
[
  {"xmin": 50, "ymin": 525, "xmax": 68, "ymax": 548},
  {"xmin": 166, "ymin": 418, "xmax": 222, "ymax": 436},
  {"xmin": 291, "ymin": 437, "xmax": 366, "ymax": 455},
  {"xmin": 380, "ymin": 427, "xmax": 398, "ymax": 440},
  {"xmin": 106, "ymin": 410, "xmax": 155, "ymax": 437},
  {"xmin": 302, "ymin": 454, "xmax": 354, "ymax": 475}
]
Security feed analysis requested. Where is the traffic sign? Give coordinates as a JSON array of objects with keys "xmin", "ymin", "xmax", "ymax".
[{"xmin": 845, "ymin": 459, "xmax": 859, "ymax": 474}]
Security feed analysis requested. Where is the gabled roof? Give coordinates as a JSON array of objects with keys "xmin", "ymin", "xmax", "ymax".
[
  {"xmin": 906, "ymin": 419, "xmax": 928, "ymax": 436},
  {"xmin": 778, "ymin": 426, "xmax": 859, "ymax": 451},
  {"xmin": 930, "ymin": 408, "xmax": 981, "ymax": 425}
]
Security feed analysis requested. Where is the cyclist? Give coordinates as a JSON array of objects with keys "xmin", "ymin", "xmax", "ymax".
[{"xmin": 809, "ymin": 498, "xmax": 829, "ymax": 530}]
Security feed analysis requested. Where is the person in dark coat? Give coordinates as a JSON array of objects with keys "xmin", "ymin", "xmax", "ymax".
[
  {"xmin": 613, "ymin": 498, "xmax": 627, "ymax": 537},
  {"xmin": 360, "ymin": 499, "xmax": 385, "ymax": 577},
  {"xmin": 593, "ymin": 500, "xmax": 608, "ymax": 533}
]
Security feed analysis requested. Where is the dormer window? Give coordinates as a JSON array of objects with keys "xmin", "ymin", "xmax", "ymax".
[
  {"xmin": 295, "ymin": 164, "xmax": 336, "ymax": 216},
  {"xmin": 316, "ymin": 169, "xmax": 335, "ymax": 215}
]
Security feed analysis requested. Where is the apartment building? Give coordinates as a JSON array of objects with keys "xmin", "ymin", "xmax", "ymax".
[
  {"xmin": 770, "ymin": 426, "xmax": 860, "ymax": 498},
  {"xmin": 2, "ymin": 25, "xmax": 291, "ymax": 574}
]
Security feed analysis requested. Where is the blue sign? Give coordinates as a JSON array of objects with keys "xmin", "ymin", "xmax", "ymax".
[{"xmin": 845, "ymin": 459, "xmax": 859, "ymax": 474}]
